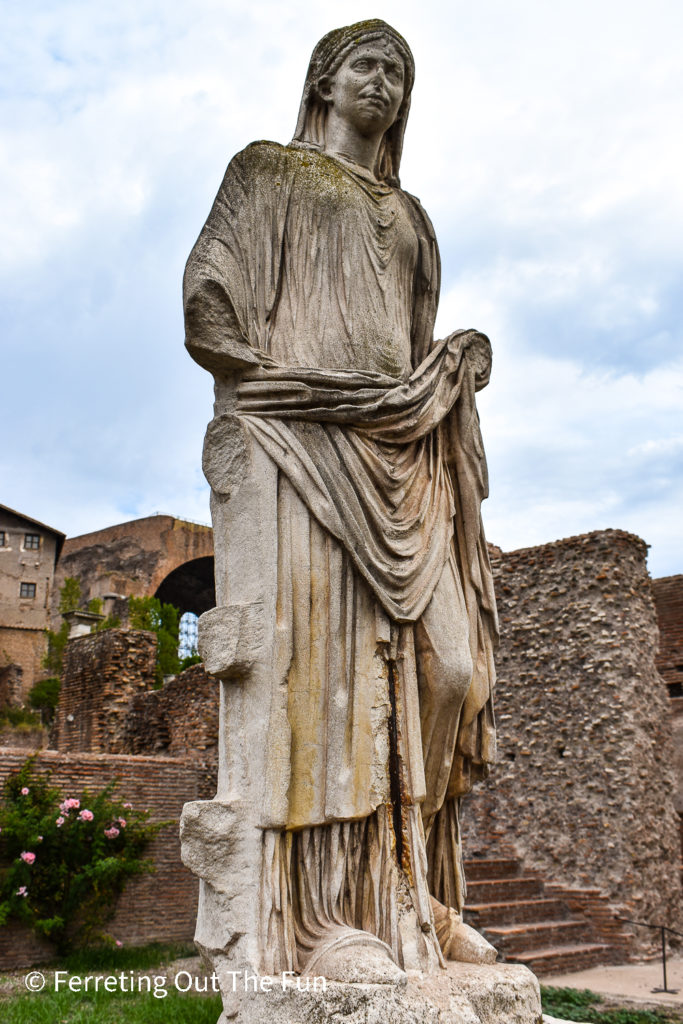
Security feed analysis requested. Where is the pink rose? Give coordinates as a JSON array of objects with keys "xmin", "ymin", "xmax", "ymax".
[
  {"xmin": 118, "ymin": 818, "xmax": 127, "ymax": 828},
  {"xmin": 104, "ymin": 827, "xmax": 120, "ymax": 839},
  {"xmin": 56, "ymin": 816, "xmax": 65, "ymax": 827},
  {"xmin": 20, "ymin": 852, "xmax": 36, "ymax": 865},
  {"xmin": 21, "ymin": 787, "xmax": 29, "ymax": 795},
  {"xmin": 16, "ymin": 886, "xmax": 28, "ymax": 897},
  {"xmin": 115, "ymin": 940, "xmax": 123, "ymax": 948},
  {"xmin": 60, "ymin": 797, "xmax": 80, "ymax": 813},
  {"xmin": 123, "ymin": 803, "xmax": 132, "ymax": 810},
  {"xmin": 78, "ymin": 809, "xmax": 94, "ymax": 822}
]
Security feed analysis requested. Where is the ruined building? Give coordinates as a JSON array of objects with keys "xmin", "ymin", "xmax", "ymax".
[
  {"xmin": 0, "ymin": 511, "xmax": 681, "ymax": 972},
  {"xmin": 0, "ymin": 504, "xmax": 65, "ymax": 702},
  {"xmin": 53, "ymin": 513, "xmax": 215, "ymax": 625}
]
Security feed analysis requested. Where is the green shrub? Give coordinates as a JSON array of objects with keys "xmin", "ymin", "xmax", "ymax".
[
  {"xmin": 0, "ymin": 707, "xmax": 42, "ymax": 729},
  {"xmin": 128, "ymin": 596, "xmax": 181, "ymax": 685},
  {"xmin": 180, "ymin": 652, "xmax": 202, "ymax": 671},
  {"xmin": 94, "ymin": 613, "xmax": 121, "ymax": 632},
  {"xmin": 58, "ymin": 577, "xmax": 81, "ymax": 615},
  {"xmin": 28, "ymin": 677, "xmax": 61, "ymax": 721},
  {"xmin": 540, "ymin": 987, "xmax": 681, "ymax": 1023},
  {"xmin": 0, "ymin": 756, "xmax": 166, "ymax": 953},
  {"xmin": 62, "ymin": 939, "xmax": 197, "ymax": 973},
  {"xmin": 42, "ymin": 620, "xmax": 69, "ymax": 678}
]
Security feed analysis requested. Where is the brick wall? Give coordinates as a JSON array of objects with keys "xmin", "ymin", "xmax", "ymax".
[
  {"xmin": 461, "ymin": 529, "xmax": 682, "ymax": 950},
  {"xmin": 0, "ymin": 727, "xmax": 47, "ymax": 750},
  {"xmin": 0, "ymin": 627, "xmax": 48, "ymax": 702},
  {"xmin": 652, "ymin": 575, "xmax": 683, "ymax": 690},
  {"xmin": 670, "ymin": 697, "xmax": 683, "ymax": 817},
  {"xmin": 54, "ymin": 515, "xmax": 214, "ymax": 619},
  {"xmin": 124, "ymin": 664, "xmax": 219, "ymax": 759},
  {"xmin": 52, "ymin": 630, "xmax": 156, "ymax": 753},
  {"xmin": 0, "ymin": 662, "xmax": 24, "ymax": 709},
  {"xmin": 0, "ymin": 748, "xmax": 216, "ymax": 969}
]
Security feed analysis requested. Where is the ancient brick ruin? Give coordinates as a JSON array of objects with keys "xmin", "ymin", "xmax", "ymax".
[
  {"xmin": 655, "ymin": 577, "xmax": 683, "ymax": 839},
  {"xmin": 1, "ymin": 524, "xmax": 681, "ymax": 970},
  {"xmin": 462, "ymin": 530, "xmax": 682, "ymax": 953},
  {"xmin": 0, "ymin": 629, "xmax": 219, "ymax": 969},
  {"xmin": 653, "ymin": 574, "xmax": 683, "ymax": 692},
  {"xmin": 52, "ymin": 628, "xmax": 218, "ymax": 762},
  {"xmin": 53, "ymin": 514, "xmax": 215, "ymax": 623}
]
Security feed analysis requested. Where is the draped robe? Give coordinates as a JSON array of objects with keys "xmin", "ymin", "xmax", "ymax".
[{"xmin": 184, "ymin": 140, "xmax": 497, "ymax": 967}]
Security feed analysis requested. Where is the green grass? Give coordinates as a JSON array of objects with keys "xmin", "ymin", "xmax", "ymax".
[
  {"xmin": 1, "ymin": 987, "xmax": 222, "ymax": 1024},
  {"xmin": 0, "ymin": 942, "xmax": 216, "ymax": 1022},
  {"xmin": 541, "ymin": 986, "xmax": 683, "ymax": 1023},
  {"xmin": 62, "ymin": 941, "xmax": 198, "ymax": 974}
]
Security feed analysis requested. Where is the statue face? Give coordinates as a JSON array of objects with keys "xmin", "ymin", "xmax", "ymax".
[{"xmin": 322, "ymin": 40, "xmax": 405, "ymax": 137}]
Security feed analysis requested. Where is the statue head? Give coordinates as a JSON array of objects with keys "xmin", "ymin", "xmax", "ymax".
[{"xmin": 292, "ymin": 20, "xmax": 415, "ymax": 186}]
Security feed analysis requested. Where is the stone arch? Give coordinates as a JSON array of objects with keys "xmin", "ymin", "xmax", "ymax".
[
  {"xmin": 53, "ymin": 515, "xmax": 216, "ymax": 624},
  {"xmin": 154, "ymin": 556, "xmax": 215, "ymax": 616}
]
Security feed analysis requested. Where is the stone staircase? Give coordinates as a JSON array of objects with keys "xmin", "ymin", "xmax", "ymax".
[{"xmin": 463, "ymin": 856, "xmax": 613, "ymax": 975}]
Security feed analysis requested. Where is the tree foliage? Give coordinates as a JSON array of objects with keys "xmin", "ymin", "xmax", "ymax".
[
  {"xmin": 128, "ymin": 596, "xmax": 181, "ymax": 685},
  {"xmin": 58, "ymin": 577, "xmax": 82, "ymax": 615},
  {"xmin": 27, "ymin": 676, "xmax": 61, "ymax": 724}
]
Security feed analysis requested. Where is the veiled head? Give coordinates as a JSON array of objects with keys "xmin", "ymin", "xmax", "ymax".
[{"xmin": 292, "ymin": 20, "xmax": 415, "ymax": 186}]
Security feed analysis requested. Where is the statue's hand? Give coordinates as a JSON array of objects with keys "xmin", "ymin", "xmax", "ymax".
[{"xmin": 459, "ymin": 330, "xmax": 492, "ymax": 390}]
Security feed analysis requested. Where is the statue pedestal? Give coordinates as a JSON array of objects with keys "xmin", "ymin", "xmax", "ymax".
[{"xmin": 217, "ymin": 962, "xmax": 544, "ymax": 1024}]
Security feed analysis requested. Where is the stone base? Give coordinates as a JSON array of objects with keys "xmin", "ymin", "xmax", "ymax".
[{"xmin": 219, "ymin": 962, "xmax": 544, "ymax": 1023}]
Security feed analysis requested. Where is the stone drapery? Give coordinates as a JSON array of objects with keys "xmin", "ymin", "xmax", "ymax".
[{"xmin": 184, "ymin": 138, "xmax": 497, "ymax": 969}]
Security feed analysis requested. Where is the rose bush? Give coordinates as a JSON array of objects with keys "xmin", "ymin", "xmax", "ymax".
[{"xmin": 0, "ymin": 756, "xmax": 166, "ymax": 952}]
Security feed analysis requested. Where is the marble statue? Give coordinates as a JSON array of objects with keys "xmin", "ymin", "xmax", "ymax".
[{"xmin": 180, "ymin": 21, "xmax": 528, "ymax": 1022}]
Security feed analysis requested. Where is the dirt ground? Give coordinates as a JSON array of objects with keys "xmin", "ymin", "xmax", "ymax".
[{"xmin": 544, "ymin": 956, "xmax": 683, "ymax": 1016}]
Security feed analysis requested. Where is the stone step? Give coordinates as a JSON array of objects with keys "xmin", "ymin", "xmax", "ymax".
[
  {"xmin": 482, "ymin": 919, "xmax": 589, "ymax": 955},
  {"xmin": 506, "ymin": 942, "xmax": 612, "ymax": 977},
  {"xmin": 463, "ymin": 858, "xmax": 522, "ymax": 881},
  {"xmin": 462, "ymin": 854, "xmax": 618, "ymax": 976},
  {"xmin": 465, "ymin": 898, "xmax": 570, "ymax": 926},
  {"xmin": 465, "ymin": 877, "xmax": 545, "ymax": 903}
]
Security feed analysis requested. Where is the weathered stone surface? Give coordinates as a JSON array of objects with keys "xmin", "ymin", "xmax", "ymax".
[
  {"xmin": 197, "ymin": 603, "xmax": 264, "ymax": 679},
  {"xmin": 220, "ymin": 963, "xmax": 542, "ymax": 1024},
  {"xmin": 462, "ymin": 530, "xmax": 682, "ymax": 949},
  {"xmin": 182, "ymin": 18, "xmax": 500, "ymax": 1016},
  {"xmin": 543, "ymin": 1018, "xmax": 588, "ymax": 1024}
]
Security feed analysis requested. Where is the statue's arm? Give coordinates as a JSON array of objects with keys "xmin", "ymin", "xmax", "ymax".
[
  {"xmin": 183, "ymin": 142, "xmax": 291, "ymax": 374},
  {"xmin": 184, "ymin": 256, "xmax": 262, "ymax": 373}
]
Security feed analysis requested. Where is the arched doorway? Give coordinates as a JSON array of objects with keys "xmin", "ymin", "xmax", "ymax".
[{"xmin": 154, "ymin": 556, "xmax": 215, "ymax": 617}]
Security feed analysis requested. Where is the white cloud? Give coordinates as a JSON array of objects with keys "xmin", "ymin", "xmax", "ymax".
[{"xmin": 1, "ymin": 0, "xmax": 682, "ymax": 574}]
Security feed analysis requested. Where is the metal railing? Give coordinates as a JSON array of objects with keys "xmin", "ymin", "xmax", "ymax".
[{"xmin": 616, "ymin": 918, "xmax": 683, "ymax": 993}]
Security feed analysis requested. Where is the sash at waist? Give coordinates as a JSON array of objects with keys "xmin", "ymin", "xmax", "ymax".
[{"xmin": 228, "ymin": 330, "xmax": 490, "ymax": 622}]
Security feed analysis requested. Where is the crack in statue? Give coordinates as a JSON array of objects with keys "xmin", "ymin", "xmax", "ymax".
[{"xmin": 181, "ymin": 18, "xmax": 499, "ymax": 1001}]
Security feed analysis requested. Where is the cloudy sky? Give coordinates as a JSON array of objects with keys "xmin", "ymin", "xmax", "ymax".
[{"xmin": 2, "ymin": 0, "xmax": 681, "ymax": 577}]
